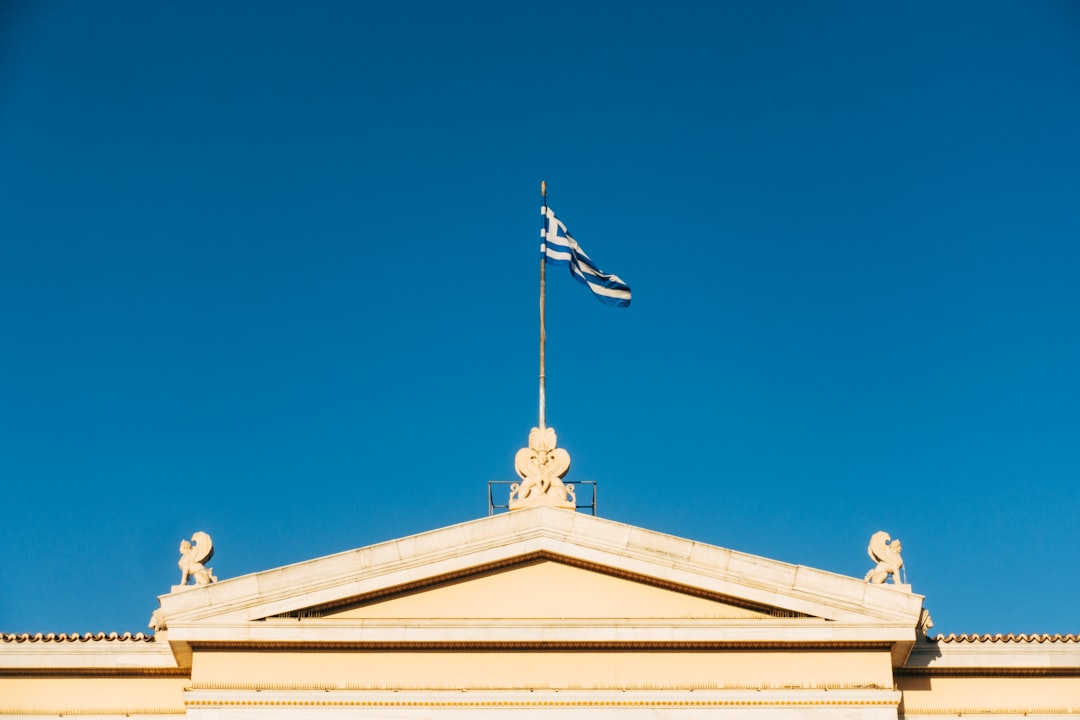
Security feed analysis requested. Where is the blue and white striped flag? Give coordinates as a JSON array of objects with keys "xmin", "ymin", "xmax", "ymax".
[{"xmin": 541, "ymin": 205, "xmax": 631, "ymax": 307}]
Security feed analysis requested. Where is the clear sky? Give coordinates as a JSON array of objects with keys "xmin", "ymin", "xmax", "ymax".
[{"xmin": 2, "ymin": 1, "xmax": 1078, "ymax": 637}]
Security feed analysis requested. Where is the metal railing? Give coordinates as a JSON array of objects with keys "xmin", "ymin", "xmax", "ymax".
[{"xmin": 487, "ymin": 480, "xmax": 597, "ymax": 516}]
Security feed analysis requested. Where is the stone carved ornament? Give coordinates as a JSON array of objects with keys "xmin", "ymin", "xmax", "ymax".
[
  {"xmin": 178, "ymin": 531, "xmax": 218, "ymax": 588},
  {"xmin": 864, "ymin": 530, "xmax": 904, "ymax": 585},
  {"xmin": 508, "ymin": 426, "xmax": 576, "ymax": 510},
  {"xmin": 917, "ymin": 608, "xmax": 935, "ymax": 637},
  {"xmin": 149, "ymin": 531, "xmax": 220, "ymax": 631}
]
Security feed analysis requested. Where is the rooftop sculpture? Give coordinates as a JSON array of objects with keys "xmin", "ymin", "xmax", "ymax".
[
  {"xmin": 508, "ymin": 426, "xmax": 575, "ymax": 510},
  {"xmin": 177, "ymin": 531, "xmax": 217, "ymax": 590},
  {"xmin": 149, "ymin": 531, "xmax": 219, "ymax": 631},
  {"xmin": 864, "ymin": 530, "xmax": 905, "ymax": 587}
]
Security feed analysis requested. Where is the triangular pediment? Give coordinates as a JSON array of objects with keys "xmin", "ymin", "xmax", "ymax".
[
  {"xmin": 280, "ymin": 556, "xmax": 789, "ymax": 621},
  {"xmin": 156, "ymin": 507, "xmax": 923, "ymax": 657}
]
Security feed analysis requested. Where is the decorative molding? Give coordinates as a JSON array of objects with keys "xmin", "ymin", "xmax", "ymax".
[
  {"xmin": 905, "ymin": 635, "xmax": 1080, "ymax": 672},
  {"xmin": 190, "ymin": 681, "xmax": 894, "ymax": 691},
  {"xmin": 0, "ymin": 707, "xmax": 184, "ymax": 716},
  {"xmin": 184, "ymin": 698, "xmax": 901, "ymax": 708},
  {"xmin": 183, "ymin": 687, "xmax": 902, "ymax": 709},
  {"xmin": 0, "ymin": 667, "xmax": 189, "ymax": 677},
  {"xmin": 188, "ymin": 639, "xmax": 896, "ymax": 652},
  {"xmin": 932, "ymin": 634, "xmax": 1080, "ymax": 643},
  {"xmin": 900, "ymin": 707, "xmax": 1079, "ymax": 716},
  {"xmin": 898, "ymin": 667, "xmax": 1080, "ymax": 677},
  {"xmin": 1, "ymin": 632, "xmax": 154, "ymax": 643},
  {"xmin": 166, "ymin": 619, "xmax": 915, "ymax": 648}
]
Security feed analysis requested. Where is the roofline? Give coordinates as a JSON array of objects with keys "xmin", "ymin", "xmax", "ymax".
[{"xmin": 157, "ymin": 507, "xmax": 924, "ymax": 627}]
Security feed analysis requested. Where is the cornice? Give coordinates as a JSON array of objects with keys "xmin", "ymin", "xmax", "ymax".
[
  {"xmin": 190, "ymin": 681, "xmax": 893, "ymax": 691},
  {"xmin": 182, "ymin": 687, "xmax": 903, "ymax": 709},
  {"xmin": 901, "ymin": 707, "xmax": 1080, "ymax": 716},
  {"xmin": 0, "ymin": 666, "xmax": 189, "ymax": 677},
  {"xmin": 157, "ymin": 507, "xmax": 923, "ymax": 628},
  {"xmin": 187, "ymin": 639, "xmax": 897, "ymax": 652},
  {"xmin": 905, "ymin": 636, "xmax": 1080, "ymax": 672},
  {"xmin": 0, "ymin": 706, "xmax": 184, "ymax": 716},
  {"xmin": 165, "ymin": 618, "xmax": 916, "ymax": 646},
  {"xmin": 898, "ymin": 666, "xmax": 1080, "ymax": 677},
  {"xmin": 0, "ymin": 633, "xmax": 179, "ymax": 672}
]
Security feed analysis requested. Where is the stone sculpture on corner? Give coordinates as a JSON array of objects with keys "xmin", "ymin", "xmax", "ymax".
[
  {"xmin": 864, "ymin": 530, "xmax": 906, "ymax": 587},
  {"xmin": 508, "ymin": 426, "xmax": 575, "ymax": 510},
  {"xmin": 149, "ymin": 530, "xmax": 220, "ymax": 631},
  {"xmin": 175, "ymin": 531, "xmax": 218, "ymax": 591},
  {"xmin": 917, "ymin": 608, "xmax": 935, "ymax": 637}
]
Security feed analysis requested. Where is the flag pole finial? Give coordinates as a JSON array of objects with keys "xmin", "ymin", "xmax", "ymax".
[{"xmin": 509, "ymin": 181, "xmax": 575, "ymax": 512}]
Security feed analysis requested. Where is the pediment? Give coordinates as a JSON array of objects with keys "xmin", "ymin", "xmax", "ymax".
[
  {"xmin": 156, "ymin": 507, "xmax": 923, "ymax": 648},
  {"xmin": 280, "ymin": 556, "xmax": 785, "ymax": 621}
]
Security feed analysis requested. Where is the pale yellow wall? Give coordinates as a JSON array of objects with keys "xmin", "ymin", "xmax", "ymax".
[
  {"xmin": 898, "ymin": 675, "xmax": 1080, "ymax": 713},
  {"xmin": 10, "ymin": 656, "xmax": 1080, "ymax": 714},
  {"xmin": 325, "ymin": 561, "xmax": 769, "ymax": 620},
  {"xmin": 191, "ymin": 648, "xmax": 894, "ymax": 690},
  {"xmin": 0, "ymin": 676, "xmax": 187, "ymax": 713}
]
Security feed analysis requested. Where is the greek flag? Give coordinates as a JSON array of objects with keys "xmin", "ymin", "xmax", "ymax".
[{"xmin": 541, "ymin": 205, "xmax": 631, "ymax": 307}]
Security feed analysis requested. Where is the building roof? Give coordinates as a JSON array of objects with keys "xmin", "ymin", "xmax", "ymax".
[{"xmin": 1, "ymin": 632, "xmax": 154, "ymax": 643}]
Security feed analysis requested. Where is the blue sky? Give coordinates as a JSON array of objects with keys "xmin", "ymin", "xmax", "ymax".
[{"xmin": 2, "ymin": 1, "xmax": 1078, "ymax": 636}]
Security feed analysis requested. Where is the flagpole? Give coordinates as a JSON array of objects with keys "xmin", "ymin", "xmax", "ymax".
[{"xmin": 539, "ymin": 180, "xmax": 547, "ymax": 430}]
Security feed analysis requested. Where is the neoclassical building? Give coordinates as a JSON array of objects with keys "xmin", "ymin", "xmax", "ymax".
[{"xmin": 2, "ymin": 504, "xmax": 1078, "ymax": 718}]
